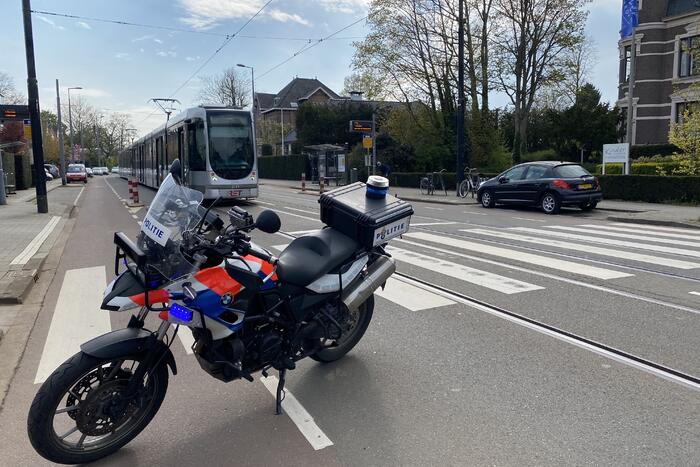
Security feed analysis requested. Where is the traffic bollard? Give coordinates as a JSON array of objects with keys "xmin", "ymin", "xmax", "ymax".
[
  {"xmin": 132, "ymin": 179, "xmax": 139, "ymax": 204},
  {"xmin": 319, "ymin": 176, "xmax": 324, "ymax": 194},
  {"xmin": 301, "ymin": 172, "xmax": 306, "ymax": 192}
]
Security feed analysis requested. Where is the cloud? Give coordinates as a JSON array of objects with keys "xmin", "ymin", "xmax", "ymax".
[
  {"xmin": 115, "ymin": 52, "xmax": 130, "ymax": 60},
  {"xmin": 178, "ymin": 0, "xmax": 311, "ymax": 29},
  {"xmin": 37, "ymin": 16, "xmax": 66, "ymax": 30},
  {"xmin": 153, "ymin": 38, "xmax": 164, "ymax": 44},
  {"xmin": 314, "ymin": 0, "xmax": 369, "ymax": 14},
  {"xmin": 132, "ymin": 34, "xmax": 154, "ymax": 42},
  {"xmin": 139, "ymin": 48, "xmax": 145, "ymax": 53},
  {"xmin": 76, "ymin": 21, "xmax": 92, "ymax": 30},
  {"xmin": 157, "ymin": 51, "xmax": 177, "ymax": 58}
]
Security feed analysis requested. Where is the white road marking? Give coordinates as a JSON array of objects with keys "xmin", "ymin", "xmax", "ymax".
[
  {"xmin": 406, "ymin": 232, "xmax": 632, "ymax": 280},
  {"xmin": 464, "ymin": 211, "xmax": 487, "ymax": 215},
  {"xmin": 287, "ymin": 230, "xmax": 318, "ymax": 235},
  {"xmin": 376, "ymin": 277, "xmax": 455, "ymax": 310},
  {"xmin": 274, "ymin": 209, "xmax": 321, "ymax": 223},
  {"xmin": 464, "ymin": 229, "xmax": 700, "ymax": 269},
  {"xmin": 137, "ymin": 221, "xmax": 143, "ymax": 226},
  {"xmin": 34, "ymin": 267, "xmax": 111, "ymax": 384},
  {"xmin": 260, "ymin": 375, "xmax": 334, "ymax": 450},
  {"xmin": 579, "ymin": 224, "xmax": 700, "ymax": 241},
  {"xmin": 103, "ymin": 177, "xmax": 122, "ymax": 200},
  {"xmin": 10, "ymin": 216, "xmax": 61, "ymax": 265},
  {"xmin": 612, "ymin": 222, "xmax": 700, "ymax": 236},
  {"xmin": 73, "ymin": 186, "xmax": 85, "ymax": 206},
  {"xmin": 131, "ymin": 214, "xmax": 138, "ymax": 219},
  {"xmin": 255, "ymin": 200, "xmax": 276, "ymax": 207},
  {"xmin": 396, "ymin": 275, "xmax": 700, "ymax": 392},
  {"xmin": 549, "ymin": 225, "xmax": 700, "ymax": 248},
  {"xmin": 127, "ymin": 206, "xmax": 143, "ymax": 214},
  {"xmin": 284, "ymin": 206, "xmax": 318, "ymax": 215},
  {"xmin": 398, "ymin": 238, "xmax": 700, "ymax": 316},
  {"xmin": 513, "ymin": 227, "xmax": 700, "ymax": 258},
  {"xmin": 423, "ymin": 206, "xmax": 444, "ymax": 211},
  {"xmin": 411, "ymin": 222, "xmax": 458, "ymax": 226},
  {"xmin": 271, "ymin": 244, "xmax": 289, "ymax": 251},
  {"xmin": 177, "ymin": 327, "xmax": 195, "ymax": 354},
  {"xmin": 690, "ymin": 291, "xmax": 700, "ymax": 297},
  {"xmin": 387, "ymin": 246, "xmax": 543, "ymax": 294},
  {"xmin": 512, "ymin": 217, "xmax": 546, "ymax": 223}
]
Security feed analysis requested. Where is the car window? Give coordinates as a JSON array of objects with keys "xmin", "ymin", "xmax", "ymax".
[
  {"xmin": 503, "ymin": 166, "xmax": 528, "ymax": 181},
  {"xmin": 554, "ymin": 164, "xmax": 591, "ymax": 178},
  {"xmin": 524, "ymin": 165, "xmax": 549, "ymax": 180}
]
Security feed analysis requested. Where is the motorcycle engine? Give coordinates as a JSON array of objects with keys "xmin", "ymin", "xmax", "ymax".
[{"xmin": 306, "ymin": 301, "xmax": 352, "ymax": 341}]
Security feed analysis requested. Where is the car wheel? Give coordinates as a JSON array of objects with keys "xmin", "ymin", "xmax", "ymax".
[
  {"xmin": 541, "ymin": 192, "xmax": 561, "ymax": 214},
  {"xmin": 480, "ymin": 190, "xmax": 495, "ymax": 208},
  {"xmin": 580, "ymin": 201, "xmax": 597, "ymax": 212}
]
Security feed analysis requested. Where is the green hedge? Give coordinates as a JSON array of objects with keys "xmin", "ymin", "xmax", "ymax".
[
  {"xmin": 598, "ymin": 175, "xmax": 700, "ymax": 203},
  {"xmin": 630, "ymin": 144, "xmax": 679, "ymax": 159},
  {"xmin": 258, "ymin": 155, "xmax": 308, "ymax": 180},
  {"xmin": 594, "ymin": 162, "xmax": 681, "ymax": 175}
]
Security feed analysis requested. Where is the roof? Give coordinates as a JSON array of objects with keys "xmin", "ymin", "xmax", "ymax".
[
  {"xmin": 667, "ymin": 0, "xmax": 700, "ymax": 17},
  {"xmin": 261, "ymin": 78, "xmax": 341, "ymax": 110},
  {"xmin": 518, "ymin": 161, "xmax": 574, "ymax": 166},
  {"xmin": 255, "ymin": 92, "xmax": 275, "ymax": 110}
]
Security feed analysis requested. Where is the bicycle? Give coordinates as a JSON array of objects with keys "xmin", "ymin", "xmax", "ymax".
[
  {"xmin": 457, "ymin": 167, "xmax": 485, "ymax": 198},
  {"xmin": 419, "ymin": 169, "xmax": 447, "ymax": 196}
]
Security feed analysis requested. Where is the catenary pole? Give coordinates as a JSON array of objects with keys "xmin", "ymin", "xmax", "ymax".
[
  {"xmin": 22, "ymin": 0, "xmax": 48, "ymax": 213},
  {"xmin": 456, "ymin": 0, "xmax": 465, "ymax": 195},
  {"xmin": 56, "ymin": 79, "xmax": 66, "ymax": 185}
]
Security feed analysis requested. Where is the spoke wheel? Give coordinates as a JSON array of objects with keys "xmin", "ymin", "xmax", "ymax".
[
  {"xmin": 419, "ymin": 178, "xmax": 430, "ymax": 195},
  {"xmin": 28, "ymin": 351, "xmax": 168, "ymax": 465}
]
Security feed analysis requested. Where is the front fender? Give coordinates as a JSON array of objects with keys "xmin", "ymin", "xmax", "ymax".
[{"xmin": 80, "ymin": 327, "xmax": 177, "ymax": 375}]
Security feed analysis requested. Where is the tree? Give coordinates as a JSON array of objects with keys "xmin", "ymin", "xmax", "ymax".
[
  {"xmin": 493, "ymin": 0, "xmax": 590, "ymax": 163},
  {"xmin": 198, "ymin": 67, "xmax": 250, "ymax": 108},
  {"xmin": 668, "ymin": 92, "xmax": 700, "ymax": 175},
  {"xmin": 0, "ymin": 71, "xmax": 25, "ymax": 104},
  {"xmin": 341, "ymin": 71, "xmax": 388, "ymax": 100}
]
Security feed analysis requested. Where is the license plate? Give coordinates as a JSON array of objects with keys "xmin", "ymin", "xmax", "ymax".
[
  {"xmin": 228, "ymin": 190, "xmax": 241, "ymax": 197},
  {"xmin": 579, "ymin": 183, "xmax": 592, "ymax": 190}
]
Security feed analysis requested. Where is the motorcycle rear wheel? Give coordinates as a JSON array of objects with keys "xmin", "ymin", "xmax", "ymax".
[
  {"xmin": 27, "ymin": 351, "xmax": 168, "ymax": 465},
  {"xmin": 311, "ymin": 295, "xmax": 374, "ymax": 363}
]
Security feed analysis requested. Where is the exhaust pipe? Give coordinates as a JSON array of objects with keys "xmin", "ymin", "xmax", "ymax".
[{"xmin": 342, "ymin": 256, "xmax": 395, "ymax": 311}]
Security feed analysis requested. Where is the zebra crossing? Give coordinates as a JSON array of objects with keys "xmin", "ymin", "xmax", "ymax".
[{"xmin": 32, "ymin": 221, "xmax": 700, "ymax": 385}]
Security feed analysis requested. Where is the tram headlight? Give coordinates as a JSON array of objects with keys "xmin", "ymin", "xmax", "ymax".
[{"xmin": 209, "ymin": 171, "xmax": 219, "ymax": 181}]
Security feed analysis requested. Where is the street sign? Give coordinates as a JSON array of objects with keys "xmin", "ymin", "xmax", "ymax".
[
  {"xmin": 0, "ymin": 105, "xmax": 30, "ymax": 122},
  {"xmin": 362, "ymin": 135, "xmax": 373, "ymax": 149},
  {"xmin": 603, "ymin": 143, "xmax": 630, "ymax": 174},
  {"xmin": 23, "ymin": 121, "xmax": 32, "ymax": 139},
  {"xmin": 349, "ymin": 120, "xmax": 373, "ymax": 133}
]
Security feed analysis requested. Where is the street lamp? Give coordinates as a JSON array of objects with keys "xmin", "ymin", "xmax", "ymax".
[
  {"xmin": 237, "ymin": 63, "xmax": 255, "ymax": 116},
  {"xmin": 67, "ymin": 86, "xmax": 82, "ymax": 162}
]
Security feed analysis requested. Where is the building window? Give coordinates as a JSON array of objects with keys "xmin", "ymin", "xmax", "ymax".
[
  {"xmin": 675, "ymin": 101, "xmax": 700, "ymax": 123},
  {"xmin": 623, "ymin": 45, "xmax": 631, "ymax": 82},
  {"xmin": 679, "ymin": 36, "xmax": 700, "ymax": 78}
]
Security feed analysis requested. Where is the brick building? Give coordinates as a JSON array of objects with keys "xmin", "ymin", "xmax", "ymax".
[{"xmin": 618, "ymin": 0, "xmax": 700, "ymax": 144}]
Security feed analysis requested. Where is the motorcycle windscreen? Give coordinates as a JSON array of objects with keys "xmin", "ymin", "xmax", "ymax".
[{"xmin": 137, "ymin": 173, "xmax": 204, "ymax": 281}]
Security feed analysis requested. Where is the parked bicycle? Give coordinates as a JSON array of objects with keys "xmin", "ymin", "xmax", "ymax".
[
  {"xmin": 457, "ymin": 167, "xmax": 486, "ymax": 199},
  {"xmin": 419, "ymin": 169, "xmax": 447, "ymax": 196}
]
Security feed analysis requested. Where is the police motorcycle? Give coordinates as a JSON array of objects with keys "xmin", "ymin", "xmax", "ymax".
[{"xmin": 27, "ymin": 160, "xmax": 413, "ymax": 464}]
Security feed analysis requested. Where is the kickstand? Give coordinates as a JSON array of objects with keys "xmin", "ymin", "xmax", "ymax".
[{"xmin": 275, "ymin": 369, "xmax": 286, "ymax": 415}]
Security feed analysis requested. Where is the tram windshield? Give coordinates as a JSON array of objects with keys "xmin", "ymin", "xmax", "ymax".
[{"xmin": 207, "ymin": 111, "xmax": 255, "ymax": 180}]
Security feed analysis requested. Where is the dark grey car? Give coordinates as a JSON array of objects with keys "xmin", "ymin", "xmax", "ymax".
[{"xmin": 477, "ymin": 162, "xmax": 602, "ymax": 214}]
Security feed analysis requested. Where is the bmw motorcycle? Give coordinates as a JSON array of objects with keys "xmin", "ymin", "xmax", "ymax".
[{"xmin": 27, "ymin": 160, "xmax": 411, "ymax": 464}]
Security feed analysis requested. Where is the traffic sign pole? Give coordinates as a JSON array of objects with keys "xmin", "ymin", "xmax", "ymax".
[{"xmin": 22, "ymin": 0, "xmax": 48, "ymax": 213}]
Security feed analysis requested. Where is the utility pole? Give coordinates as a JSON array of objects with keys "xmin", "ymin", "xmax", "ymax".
[
  {"xmin": 22, "ymin": 0, "xmax": 48, "ymax": 213},
  {"xmin": 625, "ymin": 28, "xmax": 636, "ymax": 174},
  {"xmin": 280, "ymin": 108, "xmax": 284, "ymax": 155},
  {"xmin": 149, "ymin": 98, "xmax": 179, "ymax": 181},
  {"xmin": 67, "ymin": 86, "xmax": 81, "ymax": 162},
  {"xmin": 455, "ymin": 0, "xmax": 466, "ymax": 195},
  {"xmin": 79, "ymin": 119, "xmax": 84, "ymax": 163},
  {"xmin": 56, "ymin": 79, "xmax": 66, "ymax": 185}
]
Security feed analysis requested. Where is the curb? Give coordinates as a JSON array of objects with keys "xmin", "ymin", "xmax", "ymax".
[{"xmin": 605, "ymin": 216, "xmax": 700, "ymax": 230}]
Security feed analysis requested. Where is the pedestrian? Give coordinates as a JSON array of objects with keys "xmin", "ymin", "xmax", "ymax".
[{"xmin": 376, "ymin": 161, "xmax": 390, "ymax": 178}]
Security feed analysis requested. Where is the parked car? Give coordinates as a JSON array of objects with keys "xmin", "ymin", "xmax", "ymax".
[
  {"xmin": 86, "ymin": 167, "xmax": 94, "ymax": 177},
  {"xmin": 44, "ymin": 169, "xmax": 54, "ymax": 181},
  {"xmin": 477, "ymin": 162, "xmax": 602, "ymax": 214},
  {"xmin": 44, "ymin": 163, "xmax": 59, "ymax": 178},
  {"xmin": 111, "ymin": 166, "xmax": 119, "ymax": 174},
  {"xmin": 66, "ymin": 164, "xmax": 88, "ymax": 184},
  {"xmin": 100, "ymin": 166, "xmax": 109, "ymax": 175}
]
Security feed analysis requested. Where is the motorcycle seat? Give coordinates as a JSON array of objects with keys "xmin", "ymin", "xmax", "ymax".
[{"xmin": 277, "ymin": 228, "xmax": 359, "ymax": 287}]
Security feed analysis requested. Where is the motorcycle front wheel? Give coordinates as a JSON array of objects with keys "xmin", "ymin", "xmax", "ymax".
[
  {"xmin": 27, "ymin": 351, "xmax": 168, "ymax": 465},
  {"xmin": 311, "ymin": 294, "xmax": 374, "ymax": 363}
]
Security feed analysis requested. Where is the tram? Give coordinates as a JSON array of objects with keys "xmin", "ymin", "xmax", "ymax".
[{"xmin": 119, "ymin": 106, "xmax": 258, "ymax": 200}]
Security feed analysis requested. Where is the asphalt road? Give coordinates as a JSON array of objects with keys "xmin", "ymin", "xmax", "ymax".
[{"xmin": 0, "ymin": 176, "xmax": 698, "ymax": 466}]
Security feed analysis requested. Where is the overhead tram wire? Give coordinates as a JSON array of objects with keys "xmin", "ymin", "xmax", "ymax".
[
  {"xmin": 135, "ymin": 0, "xmax": 273, "ymax": 127},
  {"xmin": 256, "ymin": 15, "xmax": 369, "ymax": 80},
  {"xmin": 30, "ymin": 9, "xmax": 363, "ymax": 42}
]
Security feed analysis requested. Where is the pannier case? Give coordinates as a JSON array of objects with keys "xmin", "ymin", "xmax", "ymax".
[{"xmin": 319, "ymin": 182, "xmax": 414, "ymax": 248}]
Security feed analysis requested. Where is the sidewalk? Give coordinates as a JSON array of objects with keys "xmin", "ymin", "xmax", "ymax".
[
  {"xmin": 0, "ymin": 180, "xmax": 81, "ymax": 306},
  {"xmin": 259, "ymin": 178, "xmax": 700, "ymax": 229}
]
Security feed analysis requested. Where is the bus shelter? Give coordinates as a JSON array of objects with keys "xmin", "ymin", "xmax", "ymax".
[{"xmin": 303, "ymin": 144, "xmax": 347, "ymax": 186}]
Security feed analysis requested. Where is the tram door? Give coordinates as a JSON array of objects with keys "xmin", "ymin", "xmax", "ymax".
[{"xmin": 178, "ymin": 127, "xmax": 187, "ymax": 185}]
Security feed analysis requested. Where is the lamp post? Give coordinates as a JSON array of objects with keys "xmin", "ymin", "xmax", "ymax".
[
  {"xmin": 67, "ymin": 86, "xmax": 82, "ymax": 162},
  {"xmin": 236, "ymin": 63, "xmax": 255, "ymax": 115},
  {"xmin": 55, "ymin": 79, "xmax": 66, "ymax": 184}
]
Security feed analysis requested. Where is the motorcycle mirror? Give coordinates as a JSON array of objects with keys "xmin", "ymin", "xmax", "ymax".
[
  {"xmin": 169, "ymin": 159, "xmax": 183, "ymax": 185},
  {"xmin": 255, "ymin": 210, "xmax": 281, "ymax": 234}
]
